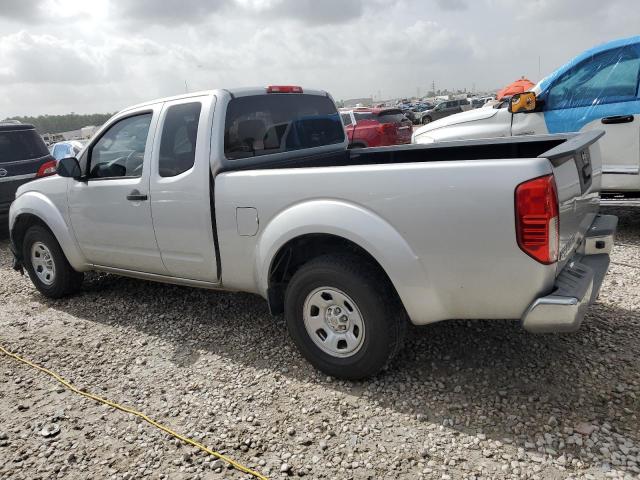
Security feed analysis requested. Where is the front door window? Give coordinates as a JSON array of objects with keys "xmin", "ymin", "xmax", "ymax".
[
  {"xmin": 546, "ymin": 46, "xmax": 640, "ymax": 110},
  {"xmin": 89, "ymin": 114, "xmax": 152, "ymax": 179}
]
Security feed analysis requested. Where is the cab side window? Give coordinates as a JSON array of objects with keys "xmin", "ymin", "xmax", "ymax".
[
  {"xmin": 158, "ymin": 102, "xmax": 202, "ymax": 177},
  {"xmin": 546, "ymin": 46, "xmax": 640, "ymax": 110},
  {"xmin": 89, "ymin": 113, "xmax": 152, "ymax": 179}
]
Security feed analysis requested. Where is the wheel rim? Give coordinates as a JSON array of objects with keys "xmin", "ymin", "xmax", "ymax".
[
  {"xmin": 31, "ymin": 241, "xmax": 56, "ymax": 286},
  {"xmin": 303, "ymin": 287, "xmax": 366, "ymax": 358}
]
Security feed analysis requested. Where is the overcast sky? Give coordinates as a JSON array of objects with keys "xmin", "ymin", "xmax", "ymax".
[{"xmin": 1, "ymin": 0, "xmax": 638, "ymax": 117}]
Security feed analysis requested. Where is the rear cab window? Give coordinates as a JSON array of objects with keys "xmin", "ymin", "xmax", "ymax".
[
  {"xmin": 0, "ymin": 129, "xmax": 49, "ymax": 163},
  {"xmin": 377, "ymin": 110, "xmax": 407, "ymax": 124},
  {"xmin": 224, "ymin": 94, "xmax": 344, "ymax": 160}
]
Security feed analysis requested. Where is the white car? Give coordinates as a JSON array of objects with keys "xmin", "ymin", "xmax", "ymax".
[
  {"xmin": 50, "ymin": 140, "xmax": 85, "ymax": 161},
  {"xmin": 413, "ymin": 35, "xmax": 640, "ymax": 194}
]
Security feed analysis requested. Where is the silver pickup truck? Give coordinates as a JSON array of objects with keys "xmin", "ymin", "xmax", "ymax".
[{"xmin": 9, "ymin": 86, "xmax": 617, "ymax": 379}]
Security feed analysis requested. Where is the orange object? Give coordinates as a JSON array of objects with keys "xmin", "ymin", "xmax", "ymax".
[{"xmin": 496, "ymin": 77, "xmax": 535, "ymax": 100}]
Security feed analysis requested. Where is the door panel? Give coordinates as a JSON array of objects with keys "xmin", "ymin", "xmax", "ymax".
[
  {"xmin": 68, "ymin": 109, "xmax": 168, "ymax": 274},
  {"xmin": 583, "ymin": 113, "xmax": 640, "ymax": 174},
  {"xmin": 149, "ymin": 96, "xmax": 219, "ymax": 282},
  {"xmin": 536, "ymin": 101, "xmax": 640, "ymax": 191}
]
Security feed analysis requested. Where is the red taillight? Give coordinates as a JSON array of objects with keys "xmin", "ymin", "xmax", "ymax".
[
  {"xmin": 515, "ymin": 174, "xmax": 559, "ymax": 264},
  {"xmin": 36, "ymin": 160, "xmax": 58, "ymax": 178},
  {"xmin": 266, "ymin": 85, "xmax": 303, "ymax": 93}
]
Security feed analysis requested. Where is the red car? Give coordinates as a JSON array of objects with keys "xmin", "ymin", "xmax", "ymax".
[{"xmin": 340, "ymin": 108, "xmax": 412, "ymax": 148}]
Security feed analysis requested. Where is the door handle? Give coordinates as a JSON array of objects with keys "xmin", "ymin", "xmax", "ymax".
[
  {"xmin": 601, "ymin": 115, "xmax": 634, "ymax": 124},
  {"xmin": 126, "ymin": 189, "xmax": 148, "ymax": 201}
]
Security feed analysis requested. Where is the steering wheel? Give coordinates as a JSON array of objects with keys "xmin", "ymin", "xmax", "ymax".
[
  {"xmin": 104, "ymin": 150, "xmax": 142, "ymax": 175},
  {"xmin": 125, "ymin": 150, "xmax": 143, "ymax": 173}
]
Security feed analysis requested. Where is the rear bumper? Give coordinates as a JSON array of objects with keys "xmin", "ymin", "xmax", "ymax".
[{"xmin": 521, "ymin": 214, "xmax": 617, "ymax": 333}]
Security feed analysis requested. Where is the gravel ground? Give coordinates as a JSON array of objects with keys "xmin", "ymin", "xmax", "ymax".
[{"xmin": 1, "ymin": 206, "xmax": 639, "ymax": 480}]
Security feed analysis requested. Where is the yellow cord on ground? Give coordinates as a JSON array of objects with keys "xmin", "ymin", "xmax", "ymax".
[{"xmin": 0, "ymin": 344, "xmax": 268, "ymax": 480}]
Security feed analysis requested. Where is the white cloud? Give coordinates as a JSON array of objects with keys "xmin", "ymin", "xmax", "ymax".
[
  {"xmin": 0, "ymin": 32, "xmax": 107, "ymax": 84},
  {"xmin": 435, "ymin": 0, "xmax": 468, "ymax": 11},
  {"xmin": 0, "ymin": 0, "xmax": 46, "ymax": 22},
  {"xmin": 0, "ymin": 0, "xmax": 639, "ymax": 116}
]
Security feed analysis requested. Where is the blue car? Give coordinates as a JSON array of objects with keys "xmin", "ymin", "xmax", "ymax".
[{"xmin": 414, "ymin": 35, "xmax": 640, "ymax": 195}]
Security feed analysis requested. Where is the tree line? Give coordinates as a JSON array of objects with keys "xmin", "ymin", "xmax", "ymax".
[{"xmin": 3, "ymin": 113, "xmax": 114, "ymax": 134}]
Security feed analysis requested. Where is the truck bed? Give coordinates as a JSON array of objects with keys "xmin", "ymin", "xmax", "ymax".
[
  {"xmin": 221, "ymin": 132, "xmax": 596, "ymax": 171},
  {"xmin": 215, "ymin": 131, "xmax": 604, "ymax": 326}
]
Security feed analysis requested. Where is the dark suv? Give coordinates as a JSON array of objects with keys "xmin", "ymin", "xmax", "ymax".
[
  {"xmin": 0, "ymin": 123, "xmax": 56, "ymax": 225},
  {"xmin": 419, "ymin": 99, "xmax": 470, "ymax": 124}
]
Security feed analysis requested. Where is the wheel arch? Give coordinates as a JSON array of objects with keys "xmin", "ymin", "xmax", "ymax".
[
  {"xmin": 266, "ymin": 233, "xmax": 399, "ymax": 315},
  {"xmin": 255, "ymin": 200, "xmax": 439, "ymax": 323},
  {"xmin": 10, "ymin": 193, "xmax": 87, "ymax": 271}
]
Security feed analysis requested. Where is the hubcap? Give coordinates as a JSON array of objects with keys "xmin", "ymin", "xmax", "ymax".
[
  {"xmin": 31, "ymin": 242, "xmax": 56, "ymax": 286},
  {"xmin": 303, "ymin": 287, "xmax": 365, "ymax": 358}
]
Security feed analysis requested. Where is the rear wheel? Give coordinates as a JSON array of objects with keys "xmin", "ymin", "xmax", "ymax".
[
  {"xmin": 22, "ymin": 225, "xmax": 83, "ymax": 298},
  {"xmin": 284, "ymin": 254, "xmax": 405, "ymax": 380}
]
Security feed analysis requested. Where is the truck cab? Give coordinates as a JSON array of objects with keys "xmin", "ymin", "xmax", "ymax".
[{"xmin": 413, "ymin": 35, "xmax": 640, "ymax": 194}]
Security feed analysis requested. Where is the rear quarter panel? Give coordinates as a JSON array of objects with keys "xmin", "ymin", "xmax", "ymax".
[{"xmin": 215, "ymin": 158, "xmax": 558, "ymax": 325}]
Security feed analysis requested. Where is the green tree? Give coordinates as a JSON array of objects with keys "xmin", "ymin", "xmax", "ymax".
[{"xmin": 3, "ymin": 113, "xmax": 114, "ymax": 134}]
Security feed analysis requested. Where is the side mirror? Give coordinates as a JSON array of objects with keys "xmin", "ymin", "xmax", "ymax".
[
  {"xmin": 509, "ymin": 92, "xmax": 537, "ymax": 113},
  {"xmin": 56, "ymin": 157, "xmax": 82, "ymax": 179}
]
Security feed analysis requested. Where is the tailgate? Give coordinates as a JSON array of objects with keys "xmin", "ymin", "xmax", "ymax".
[{"xmin": 539, "ymin": 130, "xmax": 605, "ymax": 271}]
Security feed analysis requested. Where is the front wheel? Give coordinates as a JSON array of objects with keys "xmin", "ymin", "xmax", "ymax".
[
  {"xmin": 422, "ymin": 116, "xmax": 432, "ymax": 125},
  {"xmin": 284, "ymin": 254, "xmax": 405, "ymax": 379},
  {"xmin": 22, "ymin": 225, "xmax": 84, "ymax": 298}
]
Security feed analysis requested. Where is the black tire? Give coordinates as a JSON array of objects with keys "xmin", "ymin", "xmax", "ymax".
[
  {"xmin": 422, "ymin": 116, "xmax": 432, "ymax": 125},
  {"xmin": 22, "ymin": 225, "xmax": 84, "ymax": 299},
  {"xmin": 284, "ymin": 254, "xmax": 406, "ymax": 380}
]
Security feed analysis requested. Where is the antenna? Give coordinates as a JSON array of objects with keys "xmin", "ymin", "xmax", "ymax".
[{"xmin": 538, "ymin": 56, "xmax": 541, "ymax": 79}]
